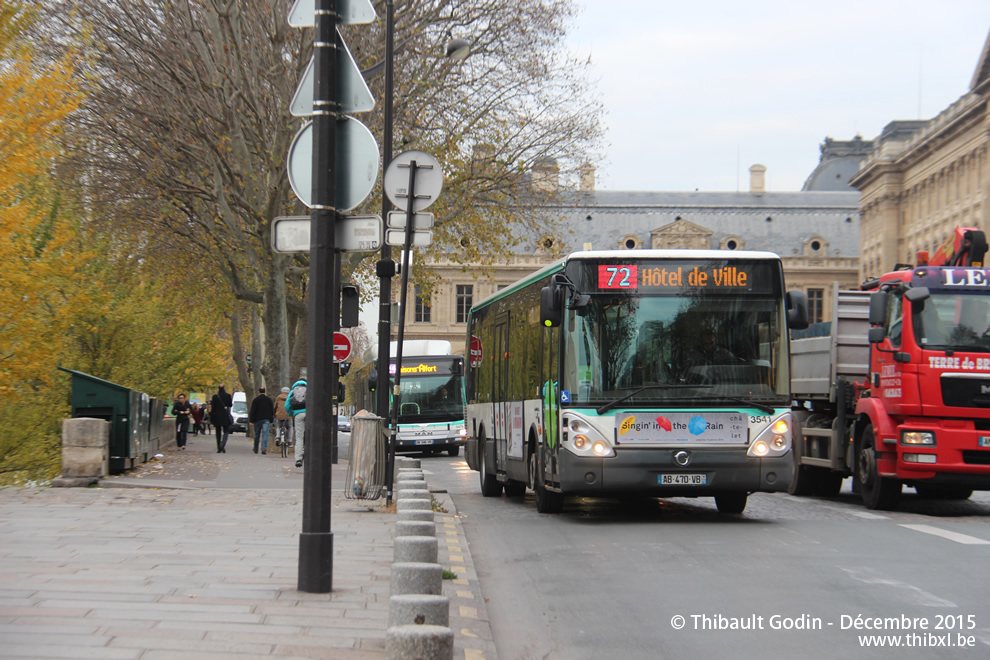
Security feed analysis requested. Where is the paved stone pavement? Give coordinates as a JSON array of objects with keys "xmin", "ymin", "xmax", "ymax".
[{"xmin": 0, "ymin": 432, "xmax": 497, "ymax": 659}]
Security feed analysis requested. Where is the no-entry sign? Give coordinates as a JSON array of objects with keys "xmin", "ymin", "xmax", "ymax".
[{"xmin": 333, "ymin": 332, "xmax": 352, "ymax": 363}]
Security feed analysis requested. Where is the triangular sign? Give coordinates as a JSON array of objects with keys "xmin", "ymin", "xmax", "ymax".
[
  {"xmin": 288, "ymin": 0, "xmax": 376, "ymax": 28},
  {"xmin": 289, "ymin": 36, "xmax": 374, "ymax": 117}
]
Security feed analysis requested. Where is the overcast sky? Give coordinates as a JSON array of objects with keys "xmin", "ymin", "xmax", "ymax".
[{"xmin": 566, "ymin": 1, "xmax": 990, "ymax": 192}]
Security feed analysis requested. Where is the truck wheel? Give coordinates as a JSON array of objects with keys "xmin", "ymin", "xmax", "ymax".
[
  {"xmin": 714, "ymin": 491, "xmax": 748, "ymax": 514},
  {"xmin": 479, "ymin": 436, "xmax": 502, "ymax": 498},
  {"xmin": 447, "ymin": 446, "xmax": 460, "ymax": 457},
  {"xmin": 788, "ymin": 459, "xmax": 819, "ymax": 496},
  {"xmin": 530, "ymin": 450, "xmax": 563, "ymax": 513},
  {"xmin": 915, "ymin": 485, "xmax": 973, "ymax": 500},
  {"xmin": 857, "ymin": 428, "xmax": 901, "ymax": 510}
]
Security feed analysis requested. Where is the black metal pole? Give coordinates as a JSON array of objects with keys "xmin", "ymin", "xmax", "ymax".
[
  {"xmin": 298, "ymin": 0, "xmax": 337, "ymax": 594},
  {"xmin": 377, "ymin": 0, "xmax": 396, "ymax": 503},
  {"xmin": 387, "ymin": 162, "xmax": 419, "ymax": 466}
]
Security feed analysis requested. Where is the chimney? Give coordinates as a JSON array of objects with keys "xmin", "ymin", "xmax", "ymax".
[
  {"xmin": 531, "ymin": 158, "xmax": 559, "ymax": 193},
  {"xmin": 749, "ymin": 164, "xmax": 767, "ymax": 194},
  {"xmin": 580, "ymin": 162, "xmax": 596, "ymax": 192}
]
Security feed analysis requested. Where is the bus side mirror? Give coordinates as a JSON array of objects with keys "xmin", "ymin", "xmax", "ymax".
[
  {"xmin": 786, "ymin": 290, "xmax": 809, "ymax": 330},
  {"xmin": 868, "ymin": 290, "xmax": 888, "ymax": 326},
  {"xmin": 541, "ymin": 285, "xmax": 563, "ymax": 327},
  {"xmin": 367, "ymin": 368, "xmax": 378, "ymax": 392}
]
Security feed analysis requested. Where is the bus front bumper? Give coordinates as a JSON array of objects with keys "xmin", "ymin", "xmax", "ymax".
[{"xmin": 557, "ymin": 447, "xmax": 793, "ymax": 496}]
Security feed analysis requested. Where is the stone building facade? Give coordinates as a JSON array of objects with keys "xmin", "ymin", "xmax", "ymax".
[
  {"xmin": 851, "ymin": 31, "xmax": 990, "ymax": 280},
  {"xmin": 397, "ymin": 145, "xmax": 866, "ymax": 354}
]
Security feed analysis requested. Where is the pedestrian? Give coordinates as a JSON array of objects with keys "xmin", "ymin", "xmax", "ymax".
[
  {"xmin": 172, "ymin": 393, "xmax": 191, "ymax": 450},
  {"xmin": 190, "ymin": 402, "xmax": 203, "ymax": 436},
  {"xmin": 210, "ymin": 385, "xmax": 233, "ymax": 453},
  {"xmin": 286, "ymin": 369, "xmax": 307, "ymax": 468},
  {"xmin": 274, "ymin": 386, "xmax": 290, "ymax": 447},
  {"xmin": 249, "ymin": 387, "xmax": 274, "ymax": 455}
]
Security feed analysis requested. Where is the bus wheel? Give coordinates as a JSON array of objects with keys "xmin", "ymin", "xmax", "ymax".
[
  {"xmin": 714, "ymin": 491, "xmax": 748, "ymax": 514},
  {"xmin": 530, "ymin": 450, "xmax": 563, "ymax": 513},
  {"xmin": 447, "ymin": 446, "xmax": 460, "ymax": 457},
  {"xmin": 479, "ymin": 437, "xmax": 502, "ymax": 497},
  {"xmin": 856, "ymin": 427, "xmax": 901, "ymax": 510}
]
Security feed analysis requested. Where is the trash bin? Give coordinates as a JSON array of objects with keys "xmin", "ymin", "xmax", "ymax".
[
  {"xmin": 58, "ymin": 368, "xmax": 153, "ymax": 473},
  {"xmin": 344, "ymin": 411, "xmax": 386, "ymax": 500}
]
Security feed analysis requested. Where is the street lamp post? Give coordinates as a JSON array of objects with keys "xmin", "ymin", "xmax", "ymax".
[{"xmin": 374, "ymin": 11, "xmax": 468, "ymax": 504}]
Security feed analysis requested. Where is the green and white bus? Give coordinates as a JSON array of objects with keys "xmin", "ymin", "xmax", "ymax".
[{"xmin": 464, "ymin": 250, "xmax": 808, "ymax": 513}]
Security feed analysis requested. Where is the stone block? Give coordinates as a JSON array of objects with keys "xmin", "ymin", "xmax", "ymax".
[
  {"xmin": 396, "ymin": 498, "xmax": 432, "ymax": 512},
  {"xmin": 388, "ymin": 594, "xmax": 449, "ymax": 628},
  {"xmin": 385, "ymin": 624, "xmax": 453, "ymax": 660},
  {"xmin": 393, "ymin": 536, "xmax": 438, "ymax": 564},
  {"xmin": 390, "ymin": 562, "xmax": 442, "ymax": 596},
  {"xmin": 394, "ymin": 521, "xmax": 435, "ymax": 538}
]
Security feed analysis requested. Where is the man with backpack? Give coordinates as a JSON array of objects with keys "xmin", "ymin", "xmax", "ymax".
[{"xmin": 286, "ymin": 369, "xmax": 307, "ymax": 468}]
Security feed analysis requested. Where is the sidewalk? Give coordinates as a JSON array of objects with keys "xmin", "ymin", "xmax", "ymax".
[{"xmin": 0, "ymin": 431, "xmax": 497, "ymax": 659}]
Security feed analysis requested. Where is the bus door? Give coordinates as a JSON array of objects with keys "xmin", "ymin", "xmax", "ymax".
[
  {"xmin": 541, "ymin": 325, "xmax": 560, "ymax": 482},
  {"xmin": 493, "ymin": 313, "xmax": 510, "ymax": 472}
]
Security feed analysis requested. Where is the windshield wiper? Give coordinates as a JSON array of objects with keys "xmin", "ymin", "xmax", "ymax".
[
  {"xmin": 596, "ymin": 385, "xmax": 709, "ymax": 415},
  {"xmin": 709, "ymin": 396, "xmax": 776, "ymax": 415}
]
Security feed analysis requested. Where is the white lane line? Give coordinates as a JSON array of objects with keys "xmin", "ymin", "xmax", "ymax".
[
  {"xmin": 899, "ymin": 524, "xmax": 990, "ymax": 545},
  {"xmin": 842, "ymin": 567, "xmax": 957, "ymax": 607},
  {"xmin": 822, "ymin": 506, "xmax": 889, "ymax": 520}
]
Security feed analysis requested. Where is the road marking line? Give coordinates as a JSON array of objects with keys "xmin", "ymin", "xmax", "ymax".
[
  {"xmin": 900, "ymin": 524, "xmax": 990, "ymax": 545},
  {"xmin": 822, "ymin": 505, "xmax": 889, "ymax": 519},
  {"xmin": 842, "ymin": 567, "xmax": 956, "ymax": 607}
]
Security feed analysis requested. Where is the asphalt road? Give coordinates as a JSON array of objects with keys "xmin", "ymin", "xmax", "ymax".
[{"xmin": 417, "ymin": 454, "xmax": 990, "ymax": 660}]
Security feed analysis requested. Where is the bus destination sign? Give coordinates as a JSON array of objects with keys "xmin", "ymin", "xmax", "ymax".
[{"xmin": 590, "ymin": 261, "xmax": 778, "ymax": 294}]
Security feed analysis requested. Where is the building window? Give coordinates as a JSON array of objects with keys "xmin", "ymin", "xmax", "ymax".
[
  {"xmin": 414, "ymin": 285, "xmax": 431, "ymax": 323},
  {"xmin": 808, "ymin": 288, "xmax": 824, "ymax": 324},
  {"xmin": 456, "ymin": 285, "xmax": 473, "ymax": 323}
]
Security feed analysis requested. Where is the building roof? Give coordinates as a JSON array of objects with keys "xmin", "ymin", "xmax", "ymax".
[{"xmin": 521, "ymin": 189, "xmax": 861, "ymax": 259}]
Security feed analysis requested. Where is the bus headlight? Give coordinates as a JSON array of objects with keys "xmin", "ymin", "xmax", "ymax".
[
  {"xmin": 562, "ymin": 414, "xmax": 615, "ymax": 458},
  {"xmin": 747, "ymin": 413, "xmax": 792, "ymax": 458},
  {"xmin": 573, "ymin": 435, "xmax": 588, "ymax": 449},
  {"xmin": 592, "ymin": 441, "xmax": 608, "ymax": 456}
]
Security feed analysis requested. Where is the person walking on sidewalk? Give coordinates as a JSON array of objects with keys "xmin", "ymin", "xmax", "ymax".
[
  {"xmin": 172, "ymin": 393, "xmax": 191, "ymax": 450},
  {"xmin": 249, "ymin": 387, "xmax": 274, "ymax": 455},
  {"xmin": 190, "ymin": 402, "xmax": 204, "ymax": 436},
  {"xmin": 210, "ymin": 385, "xmax": 233, "ymax": 453},
  {"xmin": 286, "ymin": 370, "xmax": 307, "ymax": 468}
]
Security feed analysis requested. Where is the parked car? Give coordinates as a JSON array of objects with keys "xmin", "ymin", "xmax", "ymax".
[
  {"xmin": 337, "ymin": 414, "xmax": 352, "ymax": 433},
  {"xmin": 230, "ymin": 391, "xmax": 249, "ymax": 434}
]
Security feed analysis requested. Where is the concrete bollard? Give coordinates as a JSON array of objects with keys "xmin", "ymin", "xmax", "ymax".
[
  {"xmin": 395, "ymin": 521, "xmax": 436, "ymax": 538},
  {"xmin": 393, "ymin": 536, "xmax": 439, "ymax": 564},
  {"xmin": 397, "ymin": 510, "xmax": 435, "ymax": 523},
  {"xmin": 391, "ymin": 562, "xmax": 442, "ymax": 596},
  {"xmin": 385, "ymin": 624, "xmax": 453, "ymax": 660},
  {"xmin": 397, "ymin": 457, "xmax": 422, "ymax": 469},
  {"xmin": 395, "ymin": 476, "xmax": 426, "ymax": 487},
  {"xmin": 397, "ymin": 498, "xmax": 432, "ymax": 512},
  {"xmin": 396, "ymin": 487, "xmax": 431, "ymax": 501},
  {"xmin": 388, "ymin": 594, "xmax": 450, "ymax": 628},
  {"xmin": 52, "ymin": 418, "xmax": 110, "ymax": 487}
]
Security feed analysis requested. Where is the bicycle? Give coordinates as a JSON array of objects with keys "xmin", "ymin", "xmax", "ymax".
[{"xmin": 275, "ymin": 420, "xmax": 291, "ymax": 458}]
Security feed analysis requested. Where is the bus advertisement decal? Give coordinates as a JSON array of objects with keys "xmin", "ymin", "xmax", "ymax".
[{"xmin": 616, "ymin": 412, "xmax": 746, "ymax": 444}]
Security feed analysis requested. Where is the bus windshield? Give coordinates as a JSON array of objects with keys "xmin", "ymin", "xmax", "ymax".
[{"xmin": 561, "ymin": 292, "xmax": 789, "ymax": 407}]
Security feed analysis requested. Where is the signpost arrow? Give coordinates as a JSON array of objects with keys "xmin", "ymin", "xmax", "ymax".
[{"xmin": 272, "ymin": 215, "xmax": 383, "ymax": 253}]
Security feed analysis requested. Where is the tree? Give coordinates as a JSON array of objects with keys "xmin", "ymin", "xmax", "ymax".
[{"xmin": 43, "ymin": 0, "xmax": 603, "ymax": 399}]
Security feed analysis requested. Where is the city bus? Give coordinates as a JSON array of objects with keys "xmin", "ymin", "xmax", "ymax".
[
  {"xmin": 354, "ymin": 340, "xmax": 467, "ymax": 457},
  {"xmin": 464, "ymin": 250, "xmax": 809, "ymax": 513}
]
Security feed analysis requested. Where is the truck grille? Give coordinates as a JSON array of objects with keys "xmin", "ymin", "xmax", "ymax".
[
  {"xmin": 940, "ymin": 376, "xmax": 990, "ymax": 408},
  {"xmin": 962, "ymin": 450, "xmax": 990, "ymax": 466}
]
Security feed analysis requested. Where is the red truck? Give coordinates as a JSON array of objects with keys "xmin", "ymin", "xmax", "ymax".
[{"xmin": 790, "ymin": 228, "xmax": 990, "ymax": 509}]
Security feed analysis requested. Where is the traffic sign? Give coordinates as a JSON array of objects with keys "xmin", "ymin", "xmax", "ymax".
[
  {"xmin": 385, "ymin": 228, "xmax": 432, "ymax": 247},
  {"xmin": 271, "ymin": 215, "xmax": 382, "ymax": 253},
  {"xmin": 386, "ymin": 211, "xmax": 434, "ymax": 230},
  {"xmin": 290, "ymin": 42, "xmax": 375, "ymax": 116},
  {"xmin": 288, "ymin": 0, "xmax": 375, "ymax": 27},
  {"xmin": 384, "ymin": 150, "xmax": 443, "ymax": 212},
  {"xmin": 287, "ymin": 119, "xmax": 379, "ymax": 211},
  {"xmin": 333, "ymin": 332, "xmax": 352, "ymax": 363}
]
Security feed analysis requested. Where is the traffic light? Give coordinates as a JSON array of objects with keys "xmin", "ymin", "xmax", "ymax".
[
  {"xmin": 341, "ymin": 284, "xmax": 359, "ymax": 328},
  {"xmin": 338, "ymin": 381, "xmax": 347, "ymax": 403}
]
